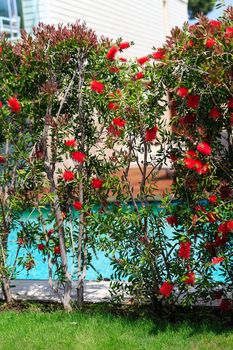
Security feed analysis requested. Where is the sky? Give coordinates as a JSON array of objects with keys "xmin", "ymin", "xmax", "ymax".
[{"xmin": 207, "ymin": 0, "xmax": 233, "ymax": 19}]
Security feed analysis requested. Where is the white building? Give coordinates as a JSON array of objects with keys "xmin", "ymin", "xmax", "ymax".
[{"xmin": 1, "ymin": 0, "xmax": 188, "ymax": 56}]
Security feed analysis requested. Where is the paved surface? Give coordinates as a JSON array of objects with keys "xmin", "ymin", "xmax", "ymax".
[{"xmin": 0, "ymin": 280, "xmax": 113, "ymax": 303}]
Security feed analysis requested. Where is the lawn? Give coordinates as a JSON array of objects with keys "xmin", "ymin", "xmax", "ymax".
[{"xmin": 0, "ymin": 303, "xmax": 232, "ymax": 350}]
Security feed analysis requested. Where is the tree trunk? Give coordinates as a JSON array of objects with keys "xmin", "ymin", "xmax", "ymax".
[{"xmin": 1, "ymin": 277, "xmax": 13, "ymax": 304}]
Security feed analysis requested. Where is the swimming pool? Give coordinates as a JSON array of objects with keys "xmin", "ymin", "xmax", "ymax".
[{"xmin": 7, "ymin": 207, "xmax": 224, "ymax": 281}]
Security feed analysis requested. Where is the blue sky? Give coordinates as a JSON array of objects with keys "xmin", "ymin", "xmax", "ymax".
[{"xmin": 207, "ymin": 0, "xmax": 233, "ymax": 19}]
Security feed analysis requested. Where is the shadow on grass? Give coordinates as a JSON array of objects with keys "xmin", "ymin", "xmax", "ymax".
[{"xmin": 0, "ymin": 299, "xmax": 232, "ymax": 338}]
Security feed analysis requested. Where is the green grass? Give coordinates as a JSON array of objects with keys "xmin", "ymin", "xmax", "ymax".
[{"xmin": 0, "ymin": 303, "xmax": 232, "ymax": 350}]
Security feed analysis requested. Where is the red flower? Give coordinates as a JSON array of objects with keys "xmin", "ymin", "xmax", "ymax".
[
  {"xmin": 228, "ymin": 97, "xmax": 233, "ymax": 109},
  {"xmin": 37, "ymin": 243, "xmax": 45, "ymax": 251},
  {"xmin": 63, "ymin": 170, "xmax": 75, "ymax": 181},
  {"xmin": 0, "ymin": 156, "xmax": 5, "ymax": 164},
  {"xmin": 177, "ymin": 87, "xmax": 189, "ymax": 98},
  {"xmin": 145, "ymin": 126, "xmax": 158, "ymax": 142},
  {"xmin": 108, "ymin": 102, "xmax": 119, "ymax": 110},
  {"xmin": 206, "ymin": 37, "xmax": 216, "ymax": 48},
  {"xmin": 186, "ymin": 95, "xmax": 200, "ymax": 109},
  {"xmin": 208, "ymin": 195, "xmax": 217, "ymax": 204},
  {"xmin": 189, "ymin": 40, "xmax": 194, "ymax": 47},
  {"xmin": 211, "ymin": 257, "xmax": 224, "ymax": 265},
  {"xmin": 137, "ymin": 56, "xmax": 149, "ymax": 65},
  {"xmin": 159, "ymin": 281, "xmax": 173, "ymax": 298},
  {"xmin": 196, "ymin": 162, "xmax": 209, "ymax": 175},
  {"xmin": 219, "ymin": 299, "xmax": 232, "ymax": 312},
  {"xmin": 107, "ymin": 124, "xmax": 122, "ymax": 137},
  {"xmin": 65, "ymin": 139, "xmax": 76, "ymax": 147},
  {"xmin": 106, "ymin": 46, "xmax": 118, "ymax": 60},
  {"xmin": 152, "ymin": 49, "xmax": 165, "ymax": 60},
  {"xmin": 54, "ymin": 246, "xmax": 61, "ymax": 255},
  {"xmin": 0, "ymin": 101, "xmax": 2, "ymax": 108},
  {"xmin": 178, "ymin": 241, "xmax": 191, "ymax": 259},
  {"xmin": 166, "ymin": 215, "xmax": 178, "ymax": 227},
  {"xmin": 186, "ymin": 150, "xmax": 197, "ymax": 158},
  {"xmin": 225, "ymin": 27, "xmax": 233, "ymax": 39},
  {"xmin": 113, "ymin": 117, "xmax": 126, "ymax": 128},
  {"xmin": 91, "ymin": 178, "xmax": 103, "ymax": 189},
  {"xmin": 119, "ymin": 42, "xmax": 130, "ymax": 50},
  {"xmin": 209, "ymin": 106, "xmax": 221, "ymax": 119},
  {"xmin": 134, "ymin": 72, "xmax": 144, "ymax": 80},
  {"xmin": 73, "ymin": 201, "xmax": 82, "ymax": 211},
  {"xmin": 71, "ymin": 151, "xmax": 86, "ymax": 163},
  {"xmin": 119, "ymin": 57, "xmax": 127, "ymax": 62},
  {"xmin": 209, "ymin": 20, "xmax": 221, "ymax": 30},
  {"xmin": 90, "ymin": 80, "xmax": 104, "ymax": 94},
  {"xmin": 226, "ymin": 220, "xmax": 233, "ymax": 232},
  {"xmin": 7, "ymin": 97, "xmax": 21, "ymax": 113},
  {"xmin": 184, "ymin": 157, "xmax": 196, "ymax": 169},
  {"xmin": 197, "ymin": 142, "xmax": 211, "ymax": 156},
  {"xmin": 184, "ymin": 272, "xmax": 196, "ymax": 285},
  {"xmin": 0, "ymin": 47, "xmax": 2, "ymax": 54},
  {"xmin": 47, "ymin": 229, "xmax": 54, "ymax": 237}
]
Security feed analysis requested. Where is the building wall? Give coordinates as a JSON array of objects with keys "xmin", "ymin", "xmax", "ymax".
[{"xmin": 22, "ymin": 0, "xmax": 188, "ymax": 57}]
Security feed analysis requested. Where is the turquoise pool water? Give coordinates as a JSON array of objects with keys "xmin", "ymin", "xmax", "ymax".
[{"xmin": 7, "ymin": 207, "xmax": 223, "ymax": 281}]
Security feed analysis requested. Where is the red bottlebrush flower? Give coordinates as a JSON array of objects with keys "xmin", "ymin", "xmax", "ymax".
[
  {"xmin": 106, "ymin": 46, "xmax": 118, "ymax": 60},
  {"xmin": 166, "ymin": 215, "xmax": 178, "ymax": 227},
  {"xmin": 63, "ymin": 170, "xmax": 75, "ymax": 181},
  {"xmin": 65, "ymin": 139, "xmax": 76, "ymax": 147},
  {"xmin": 91, "ymin": 178, "xmax": 103, "ymax": 189},
  {"xmin": 37, "ymin": 243, "xmax": 45, "ymax": 251},
  {"xmin": 73, "ymin": 201, "xmax": 82, "ymax": 211},
  {"xmin": 7, "ymin": 97, "xmax": 21, "ymax": 113},
  {"xmin": 186, "ymin": 150, "xmax": 197, "ymax": 158},
  {"xmin": 119, "ymin": 42, "xmax": 130, "ymax": 50},
  {"xmin": 112, "ymin": 117, "xmax": 126, "ymax": 128},
  {"xmin": 219, "ymin": 299, "xmax": 232, "ymax": 312},
  {"xmin": 228, "ymin": 97, "xmax": 233, "ymax": 109},
  {"xmin": 47, "ymin": 229, "xmax": 54, "ymax": 237},
  {"xmin": 196, "ymin": 162, "xmax": 209, "ymax": 175},
  {"xmin": 0, "ymin": 47, "xmax": 2, "ymax": 54},
  {"xmin": 177, "ymin": 87, "xmax": 189, "ymax": 98},
  {"xmin": 145, "ymin": 126, "xmax": 158, "ymax": 142},
  {"xmin": 18, "ymin": 238, "xmax": 24, "ymax": 245},
  {"xmin": 206, "ymin": 37, "xmax": 217, "ymax": 48},
  {"xmin": 137, "ymin": 56, "xmax": 149, "ymax": 65},
  {"xmin": 159, "ymin": 281, "xmax": 173, "ymax": 298},
  {"xmin": 119, "ymin": 57, "xmax": 127, "ymax": 62},
  {"xmin": 225, "ymin": 27, "xmax": 233, "ymax": 39},
  {"xmin": 209, "ymin": 106, "xmax": 221, "ymax": 119},
  {"xmin": 184, "ymin": 272, "xmax": 196, "ymax": 285},
  {"xmin": 152, "ymin": 49, "xmax": 165, "ymax": 60},
  {"xmin": 0, "ymin": 156, "xmax": 5, "ymax": 164},
  {"xmin": 71, "ymin": 151, "xmax": 86, "ymax": 163},
  {"xmin": 189, "ymin": 40, "xmax": 194, "ymax": 47},
  {"xmin": 209, "ymin": 20, "xmax": 221, "ymax": 30},
  {"xmin": 197, "ymin": 142, "xmax": 211, "ymax": 156},
  {"xmin": 217, "ymin": 222, "xmax": 228, "ymax": 234},
  {"xmin": 107, "ymin": 124, "xmax": 122, "ymax": 137},
  {"xmin": 90, "ymin": 80, "xmax": 104, "ymax": 94},
  {"xmin": 183, "ymin": 157, "xmax": 196, "ymax": 169},
  {"xmin": 211, "ymin": 257, "xmax": 225, "ymax": 265},
  {"xmin": 54, "ymin": 246, "xmax": 61, "ymax": 255},
  {"xmin": 0, "ymin": 101, "xmax": 2, "ymax": 108},
  {"xmin": 178, "ymin": 241, "xmax": 191, "ymax": 259},
  {"xmin": 109, "ymin": 66, "xmax": 120, "ymax": 74},
  {"xmin": 226, "ymin": 220, "xmax": 233, "ymax": 232},
  {"xmin": 208, "ymin": 195, "xmax": 217, "ymax": 204},
  {"xmin": 134, "ymin": 72, "xmax": 144, "ymax": 80},
  {"xmin": 186, "ymin": 95, "xmax": 200, "ymax": 109},
  {"xmin": 108, "ymin": 102, "xmax": 119, "ymax": 110}
]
